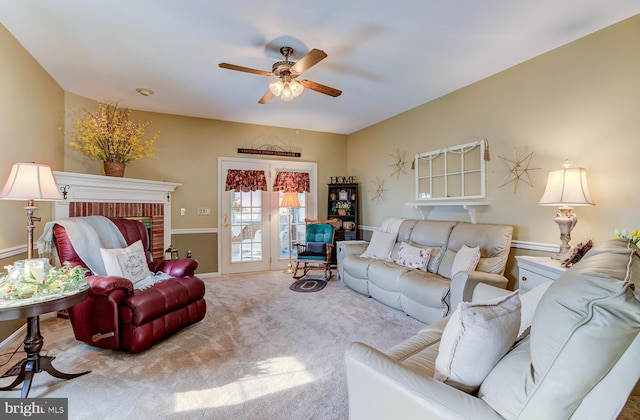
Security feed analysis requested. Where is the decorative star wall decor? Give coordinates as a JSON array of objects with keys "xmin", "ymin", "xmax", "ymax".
[
  {"xmin": 388, "ymin": 149, "xmax": 409, "ymax": 178},
  {"xmin": 369, "ymin": 177, "xmax": 386, "ymax": 203},
  {"xmin": 495, "ymin": 148, "xmax": 540, "ymax": 193}
]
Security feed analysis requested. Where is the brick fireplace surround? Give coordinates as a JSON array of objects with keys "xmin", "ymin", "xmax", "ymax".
[{"xmin": 52, "ymin": 172, "xmax": 180, "ymax": 261}]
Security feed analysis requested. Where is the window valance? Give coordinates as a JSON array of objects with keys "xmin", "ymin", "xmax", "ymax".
[
  {"xmin": 225, "ymin": 169, "xmax": 268, "ymax": 192},
  {"xmin": 273, "ymin": 171, "xmax": 310, "ymax": 193}
]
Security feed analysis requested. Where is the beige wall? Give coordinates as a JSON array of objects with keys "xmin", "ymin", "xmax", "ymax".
[
  {"xmin": 63, "ymin": 93, "xmax": 348, "ymax": 274},
  {"xmin": 0, "ymin": 24, "xmax": 65, "ymax": 340},
  {"xmin": 0, "ymin": 24, "xmax": 65, "ymax": 249},
  {"xmin": 348, "ymin": 15, "xmax": 640, "ymax": 246}
]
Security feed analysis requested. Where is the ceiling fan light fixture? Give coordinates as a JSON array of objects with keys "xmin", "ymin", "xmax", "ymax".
[
  {"xmin": 269, "ymin": 80, "xmax": 284, "ymax": 96},
  {"xmin": 290, "ymin": 80, "xmax": 304, "ymax": 97},
  {"xmin": 280, "ymin": 84, "xmax": 294, "ymax": 101}
]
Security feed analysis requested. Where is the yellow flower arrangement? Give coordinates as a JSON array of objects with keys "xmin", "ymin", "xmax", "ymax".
[
  {"xmin": 614, "ymin": 228, "xmax": 639, "ymax": 244},
  {"xmin": 68, "ymin": 102, "xmax": 159, "ymax": 164}
]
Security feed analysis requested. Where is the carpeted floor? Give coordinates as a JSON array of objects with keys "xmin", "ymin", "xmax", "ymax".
[
  {"xmin": 0, "ymin": 271, "xmax": 637, "ymax": 419},
  {"xmin": 0, "ymin": 272, "xmax": 424, "ymax": 419}
]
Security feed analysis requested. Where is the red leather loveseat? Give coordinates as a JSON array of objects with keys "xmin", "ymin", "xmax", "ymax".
[{"xmin": 53, "ymin": 217, "xmax": 206, "ymax": 353}]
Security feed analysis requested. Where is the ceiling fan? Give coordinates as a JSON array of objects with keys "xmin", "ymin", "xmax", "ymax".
[{"xmin": 219, "ymin": 46, "xmax": 342, "ymax": 104}]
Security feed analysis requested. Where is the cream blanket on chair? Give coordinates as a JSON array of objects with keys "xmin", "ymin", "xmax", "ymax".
[{"xmin": 37, "ymin": 216, "xmax": 127, "ymax": 275}]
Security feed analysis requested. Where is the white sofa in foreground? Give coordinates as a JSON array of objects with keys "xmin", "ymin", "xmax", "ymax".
[
  {"xmin": 338, "ymin": 219, "xmax": 513, "ymax": 323},
  {"xmin": 345, "ymin": 238, "xmax": 640, "ymax": 419}
]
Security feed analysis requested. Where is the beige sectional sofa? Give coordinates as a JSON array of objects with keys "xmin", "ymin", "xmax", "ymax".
[
  {"xmin": 338, "ymin": 219, "xmax": 513, "ymax": 323},
  {"xmin": 344, "ymin": 239, "xmax": 640, "ymax": 419}
]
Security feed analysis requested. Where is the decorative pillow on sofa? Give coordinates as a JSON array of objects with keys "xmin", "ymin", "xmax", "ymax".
[
  {"xmin": 517, "ymin": 281, "xmax": 552, "ymax": 339},
  {"xmin": 100, "ymin": 240, "xmax": 152, "ymax": 284},
  {"xmin": 434, "ymin": 291, "xmax": 521, "ymax": 393},
  {"xmin": 450, "ymin": 244, "xmax": 481, "ymax": 277},
  {"xmin": 396, "ymin": 242, "xmax": 432, "ymax": 271},
  {"xmin": 360, "ymin": 230, "xmax": 397, "ymax": 260}
]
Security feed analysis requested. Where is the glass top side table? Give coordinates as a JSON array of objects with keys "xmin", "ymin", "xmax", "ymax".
[{"xmin": 0, "ymin": 287, "xmax": 91, "ymax": 398}]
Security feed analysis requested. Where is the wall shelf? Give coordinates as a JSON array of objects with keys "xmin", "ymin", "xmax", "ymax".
[{"xmin": 405, "ymin": 201, "xmax": 490, "ymax": 223}]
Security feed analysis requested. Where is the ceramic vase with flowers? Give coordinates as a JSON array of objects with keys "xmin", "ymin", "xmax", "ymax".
[{"xmin": 68, "ymin": 102, "xmax": 159, "ymax": 177}]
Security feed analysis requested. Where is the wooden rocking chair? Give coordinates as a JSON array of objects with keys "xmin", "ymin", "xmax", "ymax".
[{"xmin": 293, "ymin": 222, "xmax": 335, "ymax": 280}]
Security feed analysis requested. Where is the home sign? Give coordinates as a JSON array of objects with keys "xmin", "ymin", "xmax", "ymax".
[{"xmin": 330, "ymin": 176, "xmax": 358, "ymax": 184}]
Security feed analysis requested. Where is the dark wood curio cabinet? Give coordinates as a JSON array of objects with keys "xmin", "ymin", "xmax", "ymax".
[{"xmin": 327, "ymin": 183, "xmax": 359, "ymax": 260}]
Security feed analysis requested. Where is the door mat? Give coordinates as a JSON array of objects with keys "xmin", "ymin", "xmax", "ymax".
[{"xmin": 289, "ymin": 279, "xmax": 327, "ymax": 293}]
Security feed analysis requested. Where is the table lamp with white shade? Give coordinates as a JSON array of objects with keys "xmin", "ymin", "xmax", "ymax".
[{"xmin": 539, "ymin": 160, "xmax": 595, "ymax": 260}]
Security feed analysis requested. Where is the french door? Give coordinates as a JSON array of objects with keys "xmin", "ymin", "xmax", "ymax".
[{"xmin": 218, "ymin": 157, "xmax": 317, "ymax": 274}]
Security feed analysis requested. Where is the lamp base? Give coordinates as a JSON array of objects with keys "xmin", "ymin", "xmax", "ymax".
[
  {"xmin": 283, "ymin": 261, "xmax": 294, "ymax": 274},
  {"xmin": 552, "ymin": 206, "xmax": 577, "ymax": 260}
]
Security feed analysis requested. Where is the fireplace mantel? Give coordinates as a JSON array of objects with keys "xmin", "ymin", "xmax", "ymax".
[{"xmin": 52, "ymin": 171, "xmax": 181, "ymax": 253}]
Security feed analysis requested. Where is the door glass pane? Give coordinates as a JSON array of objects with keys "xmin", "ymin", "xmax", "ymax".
[{"xmin": 231, "ymin": 190, "xmax": 262, "ymax": 262}]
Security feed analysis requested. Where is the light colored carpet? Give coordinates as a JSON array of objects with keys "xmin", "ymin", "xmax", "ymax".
[
  {"xmin": 1, "ymin": 271, "xmax": 638, "ymax": 419},
  {"xmin": 0, "ymin": 272, "xmax": 424, "ymax": 419}
]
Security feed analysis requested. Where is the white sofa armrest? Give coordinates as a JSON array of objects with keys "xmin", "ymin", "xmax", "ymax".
[
  {"xmin": 449, "ymin": 271, "xmax": 510, "ymax": 313},
  {"xmin": 345, "ymin": 342, "xmax": 502, "ymax": 420},
  {"xmin": 338, "ymin": 241, "xmax": 369, "ymax": 257},
  {"xmin": 337, "ymin": 240, "xmax": 369, "ymax": 280}
]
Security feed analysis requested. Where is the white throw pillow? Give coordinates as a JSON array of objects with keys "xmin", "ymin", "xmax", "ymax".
[
  {"xmin": 396, "ymin": 242, "xmax": 432, "ymax": 271},
  {"xmin": 450, "ymin": 244, "xmax": 481, "ymax": 277},
  {"xmin": 100, "ymin": 240, "xmax": 152, "ymax": 284},
  {"xmin": 434, "ymin": 291, "xmax": 521, "ymax": 393},
  {"xmin": 517, "ymin": 281, "xmax": 552, "ymax": 339},
  {"xmin": 360, "ymin": 230, "xmax": 397, "ymax": 260}
]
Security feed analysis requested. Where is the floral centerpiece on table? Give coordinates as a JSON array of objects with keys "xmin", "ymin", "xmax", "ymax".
[
  {"xmin": 68, "ymin": 102, "xmax": 159, "ymax": 175},
  {"xmin": 614, "ymin": 229, "xmax": 640, "ymax": 244},
  {"xmin": 0, "ymin": 262, "xmax": 88, "ymax": 303},
  {"xmin": 332, "ymin": 201, "xmax": 351, "ymax": 215}
]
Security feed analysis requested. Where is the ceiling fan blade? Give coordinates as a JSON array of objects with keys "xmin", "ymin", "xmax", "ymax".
[
  {"xmin": 219, "ymin": 63, "xmax": 272, "ymax": 77},
  {"xmin": 300, "ymin": 80, "xmax": 342, "ymax": 97},
  {"xmin": 258, "ymin": 90, "xmax": 275, "ymax": 104},
  {"xmin": 291, "ymin": 49, "xmax": 327, "ymax": 73}
]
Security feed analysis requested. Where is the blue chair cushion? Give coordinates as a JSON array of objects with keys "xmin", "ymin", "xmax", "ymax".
[{"xmin": 306, "ymin": 224, "xmax": 334, "ymax": 243}]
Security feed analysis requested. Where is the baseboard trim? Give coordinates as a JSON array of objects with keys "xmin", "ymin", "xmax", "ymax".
[
  {"xmin": 0, "ymin": 244, "xmax": 27, "ymax": 260},
  {"xmin": 0, "ymin": 323, "xmax": 26, "ymax": 353}
]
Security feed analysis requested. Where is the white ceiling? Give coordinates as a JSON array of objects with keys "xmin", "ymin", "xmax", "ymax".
[{"xmin": 1, "ymin": 1, "xmax": 639, "ymax": 135}]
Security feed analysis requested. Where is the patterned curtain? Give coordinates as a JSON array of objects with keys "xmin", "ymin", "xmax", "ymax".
[
  {"xmin": 273, "ymin": 171, "xmax": 310, "ymax": 193},
  {"xmin": 225, "ymin": 169, "xmax": 268, "ymax": 192}
]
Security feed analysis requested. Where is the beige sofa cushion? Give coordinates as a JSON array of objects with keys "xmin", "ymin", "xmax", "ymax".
[{"xmin": 437, "ymin": 223, "xmax": 513, "ymax": 278}]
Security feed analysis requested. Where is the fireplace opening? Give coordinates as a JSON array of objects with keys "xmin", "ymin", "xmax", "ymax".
[{"xmin": 124, "ymin": 216, "xmax": 153, "ymax": 251}]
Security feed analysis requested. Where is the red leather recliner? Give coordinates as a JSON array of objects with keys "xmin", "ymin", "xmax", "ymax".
[{"xmin": 52, "ymin": 218, "xmax": 206, "ymax": 353}]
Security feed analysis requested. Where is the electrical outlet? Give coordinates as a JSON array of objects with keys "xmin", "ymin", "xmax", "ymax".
[
  {"xmin": 197, "ymin": 207, "xmax": 211, "ymax": 216},
  {"xmin": 180, "ymin": 208, "xmax": 186, "ymax": 216}
]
